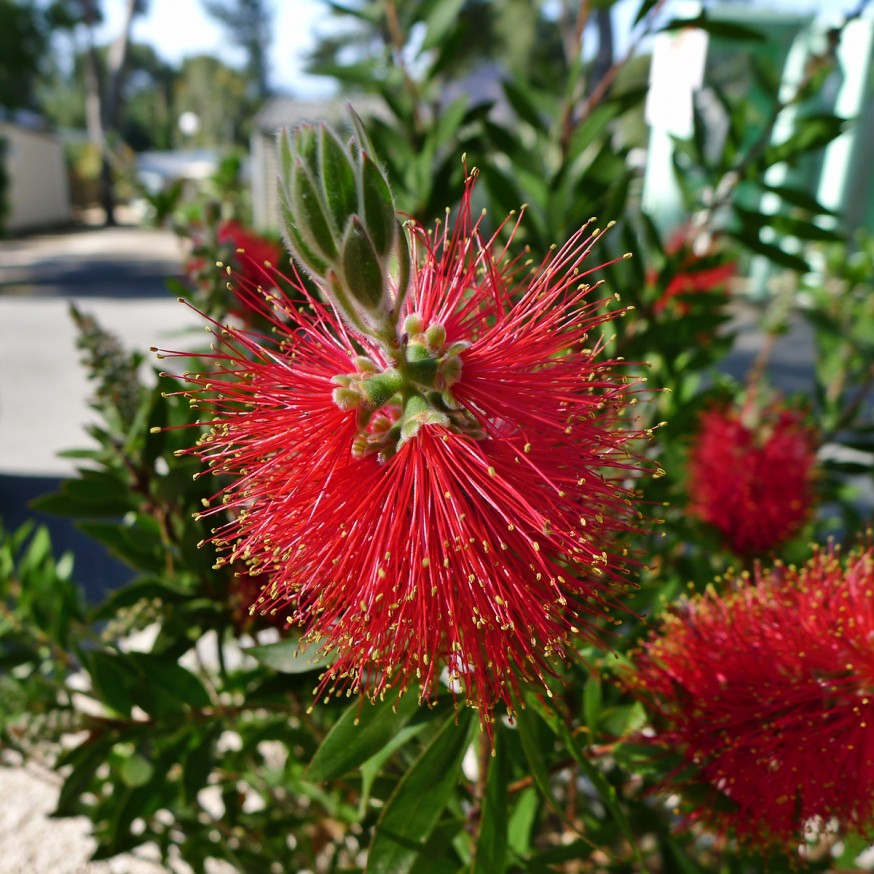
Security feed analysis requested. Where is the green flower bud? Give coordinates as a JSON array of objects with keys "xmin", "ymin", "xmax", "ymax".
[
  {"xmin": 361, "ymin": 368, "xmax": 403, "ymax": 407},
  {"xmin": 332, "ymin": 387, "xmax": 363, "ymax": 411},
  {"xmin": 424, "ymin": 323, "xmax": 447, "ymax": 351},
  {"xmin": 353, "ymin": 355, "xmax": 379, "ymax": 374},
  {"xmin": 399, "ymin": 394, "xmax": 450, "ymax": 446},
  {"xmin": 406, "ymin": 341, "xmax": 431, "ymax": 362},
  {"xmin": 403, "ymin": 313, "xmax": 424, "ymax": 337}
]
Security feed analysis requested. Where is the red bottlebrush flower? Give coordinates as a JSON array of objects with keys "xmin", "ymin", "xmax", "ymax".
[
  {"xmin": 687, "ymin": 398, "xmax": 816, "ymax": 556},
  {"xmin": 216, "ymin": 220, "xmax": 285, "ymax": 287},
  {"xmin": 647, "ymin": 224, "xmax": 735, "ymax": 314},
  {"xmin": 158, "ymin": 174, "xmax": 651, "ymax": 725},
  {"xmin": 183, "ymin": 220, "xmax": 286, "ymax": 323},
  {"xmin": 625, "ymin": 542, "xmax": 874, "ymax": 852}
]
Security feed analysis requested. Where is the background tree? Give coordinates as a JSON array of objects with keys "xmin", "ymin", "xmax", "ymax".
[
  {"xmin": 202, "ymin": 0, "xmax": 272, "ymax": 99},
  {"xmin": 0, "ymin": 0, "xmax": 45, "ymax": 114},
  {"xmin": 0, "ymin": 0, "xmax": 76, "ymax": 114},
  {"xmin": 118, "ymin": 42, "xmax": 176, "ymax": 151},
  {"xmin": 76, "ymin": 0, "xmax": 149, "ymax": 224},
  {"xmin": 173, "ymin": 54, "xmax": 252, "ymax": 147}
]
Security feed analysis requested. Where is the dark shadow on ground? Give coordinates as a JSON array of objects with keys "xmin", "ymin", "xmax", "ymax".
[{"xmin": 0, "ymin": 261, "xmax": 182, "ymax": 299}]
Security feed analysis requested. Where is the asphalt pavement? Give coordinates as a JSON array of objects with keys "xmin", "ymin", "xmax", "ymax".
[{"xmin": 0, "ymin": 220, "xmax": 203, "ymax": 600}]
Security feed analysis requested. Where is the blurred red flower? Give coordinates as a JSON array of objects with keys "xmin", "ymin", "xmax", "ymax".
[
  {"xmin": 183, "ymin": 220, "xmax": 285, "ymax": 323},
  {"xmin": 216, "ymin": 220, "xmax": 284, "ymax": 287},
  {"xmin": 687, "ymin": 399, "xmax": 816, "ymax": 556},
  {"xmin": 159, "ymin": 176, "xmax": 652, "ymax": 724},
  {"xmin": 626, "ymin": 543, "xmax": 874, "ymax": 851},
  {"xmin": 648, "ymin": 224, "xmax": 735, "ymax": 314}
]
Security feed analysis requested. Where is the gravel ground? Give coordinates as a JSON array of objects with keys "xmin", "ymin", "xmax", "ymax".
[{"xmin": 0, "ymin": 766, "xmax": 169, "ymax": 874}]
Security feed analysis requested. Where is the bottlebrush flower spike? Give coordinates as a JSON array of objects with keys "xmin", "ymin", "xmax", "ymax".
[
  {"xmin": 687, "ymin": 396, "xmax": 816, "ymax": 556},
  {"xmin": 646, "ymin": 223, "xmax": 735, "ymax": 315},
  {"xmin": 625, "ymin": 541, "xmax": 874, "ymax": 852},
  {"xmin": 156, "ymin": 162, "xmax": 654, "ymax": 727}
]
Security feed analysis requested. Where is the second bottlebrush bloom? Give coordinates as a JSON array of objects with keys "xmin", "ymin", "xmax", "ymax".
[
  {"xmin": 625, "ymin": 542, "xmax": 874, "ymax": 852},
  {"xmin": 687, "ymin": 397, "xmax": 817, "ymax": 556}
]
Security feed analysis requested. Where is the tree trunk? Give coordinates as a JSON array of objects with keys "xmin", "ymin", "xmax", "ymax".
[{"xmin": 80, "ymin": 0, "xmax": 141, "ymax": 226}]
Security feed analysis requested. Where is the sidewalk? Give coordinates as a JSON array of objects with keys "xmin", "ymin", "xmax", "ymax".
[{"xmin": 0, "ymin": 223, "xmax": 201, "ymax": 477}]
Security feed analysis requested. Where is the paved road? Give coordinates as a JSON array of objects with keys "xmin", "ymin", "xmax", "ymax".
[
  {"xmin": 0, "ymin": 222, "xmax": 199, "ymax": 473},
  {"xmin": 0, "ymin": 222, "xmax": 203, "ymax": 601}
]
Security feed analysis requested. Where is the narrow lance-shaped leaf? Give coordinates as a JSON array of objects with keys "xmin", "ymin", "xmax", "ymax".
[
  {"xmin": 277, "ymin": 189, "xmax": 327, "ymax": 275},
  {"xmin": 340, "ymin": 216, "xmax": 387, "ymax": 313},
  {"xmin": 360, "ymin": 150, "xmax": 397, "ymax": 257},
  {"xmin": 307, "ymin": 692, "xmax": 421, "ymax": 782},
  {"xmin": 291, "ymin": 158, "xmax": 340, "ymax": 263},
  {"xmin": 292, "ymin": 122, "xmax": 320, "ymax": 177},
  {"xmin": 368, "ymin": 710, "xmax": 475, "ymax": 874},
  {"xmin": 318, "ymin": 122, "xmax": 358, "ymax": 235},
  {"xmin": 473, "ymin": 726, "xmax": 509, "ymax": 874}
]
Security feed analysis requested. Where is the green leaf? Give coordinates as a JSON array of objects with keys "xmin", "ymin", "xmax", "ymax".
[
  {"xmin": 634, "ymin": 0, "xmax": 659, "ymax": 25},
  {"xmin": 359, "ymin": 722, "xmax": 425, "ymax": 817},
  {"xmin": 507, "ymin": 787, "xmax": 538, "ymax": 858},
  {"xmin": 31, "ymin": 470, "xmax": 135, "ymax": 517},
  {"xmin": 420, "ymin": 0, "xmax": 465, "ymax": 52},
  {"xmin": 318, "ymin": 123, "xmax": 358, "ymax": 234},
  {"xmin": 728, "ymin": 228, "xmax": 809, "ymax": 273},
  {"xmin": 584, "ymin": 673, "xmax": 603, "ymax": 735},
  {"xmin": 503, "ymin": 79, "xmax": 546, "ymax": 130},
  {"xmin": 87, "ymin": 649, "xmax": 136, "ymax": 717},
  {"xmin": 245, "ymin": 636, "xmax": 334, "ymax": 674},
  {"xmin": 307, "ymin": 692, "xmax": 421, "ymax": 782},
  {"xmin": 359, "ymin": 150, "xmax": 396, "ymax": 257},
  {"xmin": 368, "ymin": 710, "xmax": 474, "ymax": 874},
  {"xmin": 76, "ymin": 517, "xmax": 166, "ymax": 574},
  {"xmin": 125, "ymin": 652, "xmax": 211, "ymax": 715},
  {"xmin": 431, "ymin": 96, "xmax": 468, "ymax": 152},
  {"xmin": 762, "ymin": 183, "xmax": 836, "ymax": 216},
  {"xmin": 513, "ymin": 706, "xmax": 557, "ymax": 809},
  {"xmin": 183, "ymin": 729, "xmax": 217, "ymax": 804},
  {"xmin": 290, "ymin": 158, "xmax": 339, "ymax": 262},
  {"xmin": 341, "ymin": 216, "xmax": 386, "ymax": 311},
  {"xmin": 54, "ymin": 734, "xmax": 117, "ymax": 816},
  {"xmin": 279, "ymin": 187, "xmax": 330, "ymax": 276},
  {"xmin": 473, "ymin": 726, "xmax": 508, "ymax": 874},
  {"xmin": 526, "ymin": 695, "xmax": 644, "ymax": 866},
  {"xmin": 764, "ymin": 113, "xmax": 848, "ymax": 165}
]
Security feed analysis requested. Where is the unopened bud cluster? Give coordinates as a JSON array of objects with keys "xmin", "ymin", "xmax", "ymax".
[
  {"xmin": 278, "ymin": 111, "xmax": 478, "ymax": 461},
  {"xmin": 329, "ymin": 313, "xmax": 478, "ymax": 463},
  {"xmin": 278, "ymin": 111, "xmax": 410, "ymax": 342}
]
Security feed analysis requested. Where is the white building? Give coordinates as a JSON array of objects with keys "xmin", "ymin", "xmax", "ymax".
[{"xmin": 0, "ymin": 122, "xmax": 72, "ymax": 233}]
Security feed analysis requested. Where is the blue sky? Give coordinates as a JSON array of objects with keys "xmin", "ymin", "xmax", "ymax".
[{"xmin": 97, "ymin": 0, "xmax": 852, "ymax": 98}]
